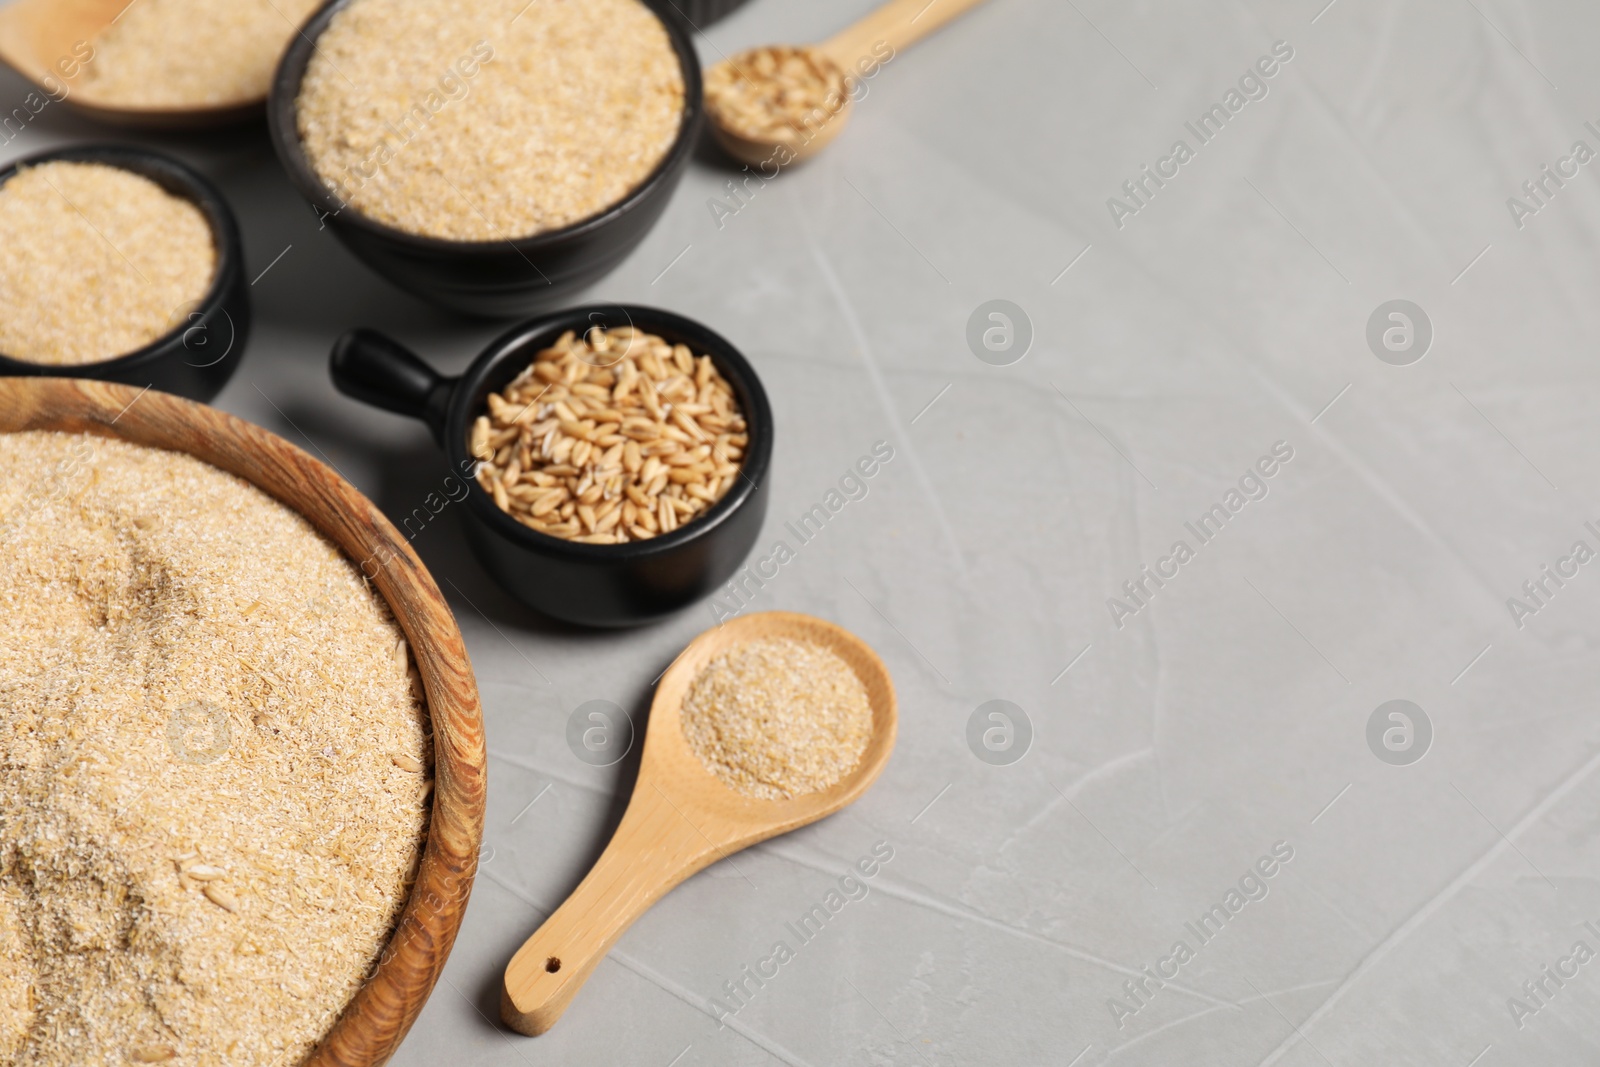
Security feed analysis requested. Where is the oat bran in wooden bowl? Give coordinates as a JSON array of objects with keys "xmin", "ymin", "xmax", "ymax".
[{"xmin": 0, "ymin": 377, "xmax": 487, "ymax": 1066}]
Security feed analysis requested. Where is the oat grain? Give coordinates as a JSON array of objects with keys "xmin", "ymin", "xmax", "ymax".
[
  {"xmin": 705, "ymin": 46, "xmax": 849, "ymax": 145},
  {"xmin": 474, "ymin": 328, "xmax": 746, "ymax": 543}
]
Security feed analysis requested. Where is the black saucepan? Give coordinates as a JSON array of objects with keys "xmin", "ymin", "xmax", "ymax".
[
  {"xmin": 330, "ymin": 305, "xmax": 773, "ymax": 627},
  {"xmin": 670, "ymin": 0, "xmax": 753, "ymax": 28}
]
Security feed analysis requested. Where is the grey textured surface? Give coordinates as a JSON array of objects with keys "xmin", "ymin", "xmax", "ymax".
[{"xmin": 7, "ymin": 0, "xmax": 1600, "ymax": 1062}]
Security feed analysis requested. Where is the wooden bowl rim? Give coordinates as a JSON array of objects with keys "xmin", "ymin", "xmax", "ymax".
[{"xmin": 0, "ymin": 377, "xmax": 487, "ymax": 1067}]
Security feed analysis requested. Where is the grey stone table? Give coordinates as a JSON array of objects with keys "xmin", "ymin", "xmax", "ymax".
[{"xmin": 8, "ymin": 0, "xmax": 1600, "ymax": 1062}]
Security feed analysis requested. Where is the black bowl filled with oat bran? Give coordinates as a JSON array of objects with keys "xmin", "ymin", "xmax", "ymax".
[
  {"xmin": 269, "ymin": 0, "xmax": 703, "ymax": 317},
  {"xmin": 329, "ymin": 305, "xmax": 773, "ymax": 626},
  {"xmin": 0, "ymin": 145, "xmax": 249, "ymax": 402}
]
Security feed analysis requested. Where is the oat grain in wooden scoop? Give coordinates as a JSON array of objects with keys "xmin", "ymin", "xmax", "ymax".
[{"xmin": 704, "ymin": 45, "xmax": 850, "ymax": 145}]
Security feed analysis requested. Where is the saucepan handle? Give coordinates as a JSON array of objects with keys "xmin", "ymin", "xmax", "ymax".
[{"xmin": 330, "ymin": 329, "xmax": 456, "ymax": 444}]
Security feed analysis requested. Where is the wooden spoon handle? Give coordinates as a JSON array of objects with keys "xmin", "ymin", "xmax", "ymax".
[
  {"xmin": 501, "ymin": 781, "xmax": 730, "ymax": 1035},
  {"xmin": 820, "ymin": 0, "xmax": 991, "ymax": 71}
]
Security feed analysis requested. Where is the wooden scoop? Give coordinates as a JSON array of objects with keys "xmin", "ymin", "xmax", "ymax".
[
  {"xmin": 501, "ymin": 611, "xmax": 897, "ymax": 1036},
  {"xmin": 0, "ymin": 0, "xmax": 260, "ymax": 128},
  {"xmin": 705, "ymin": 0, "xmax": 992, "ymax": 167}
]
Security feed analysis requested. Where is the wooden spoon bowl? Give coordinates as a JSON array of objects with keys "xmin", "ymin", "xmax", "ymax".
[
  {"xmin": 0, "ymin": 0, "xmax": 265, "ymax": 128},
  {"xmin": 501, "ymin": 610, "xmax": 897, "ymax": 1036},
  {"xmin": 705, "ymin": 0, "xmax": 992, "ymax": 167},
  {"xmin": 0, "ymin": 377, "xmax": 488, "ymax": 1065},
  {"xmin": 706, "ymin": 47, "xmax": 855, "ymax": 169}
]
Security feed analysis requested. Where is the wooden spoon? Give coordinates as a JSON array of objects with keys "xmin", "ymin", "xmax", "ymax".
[
  {"xmin": 501, "ymin": 611, "xmax": 897, "ymax": 1036},
  {"xmin": 0, "ymin": 0, "xmax": 261, "ymax": 128},
  {"xmin": 705, "ymin": 0, "xmax": 992, "ymax": 167}
]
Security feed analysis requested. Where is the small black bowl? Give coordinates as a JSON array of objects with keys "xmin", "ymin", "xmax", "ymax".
[
  {"xmin": 668, "ymin": 0, "xmax": 753, "ymax": 28},
  {"xmin": 330, "ymin": 306, "xmax": 773, "ymax": 627},
  {"xmin": 269, "ymin": 0, "xmax": 705, "ymax": 318},
  {"xmin": 0, "ymin": 145, "xmax": 249, "ymax": 403}
]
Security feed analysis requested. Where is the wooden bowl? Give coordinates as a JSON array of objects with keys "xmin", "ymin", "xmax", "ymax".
[
  {"xmin": 0, "ymin": 377, "xmax": 487, "ymax": 1066},
  {"xmin": 0, "ymin": 0, "xmax": 268, "ymax": 128}
]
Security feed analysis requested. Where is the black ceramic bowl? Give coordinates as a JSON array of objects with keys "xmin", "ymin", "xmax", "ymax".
[
  {"xmin": 669, "ymin": 0, "xmax": 753, "ymax": 28},
  {"xmin": 268, "ymin": 0, "xmax": 705, "ymax": 318},
  {"xmin": 330, "ymin": 306, "xmax": 773, "ymax": 626},
  {"xmin": 0, "ymin": 145, "xmax": 249, "ymax": 403}
]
